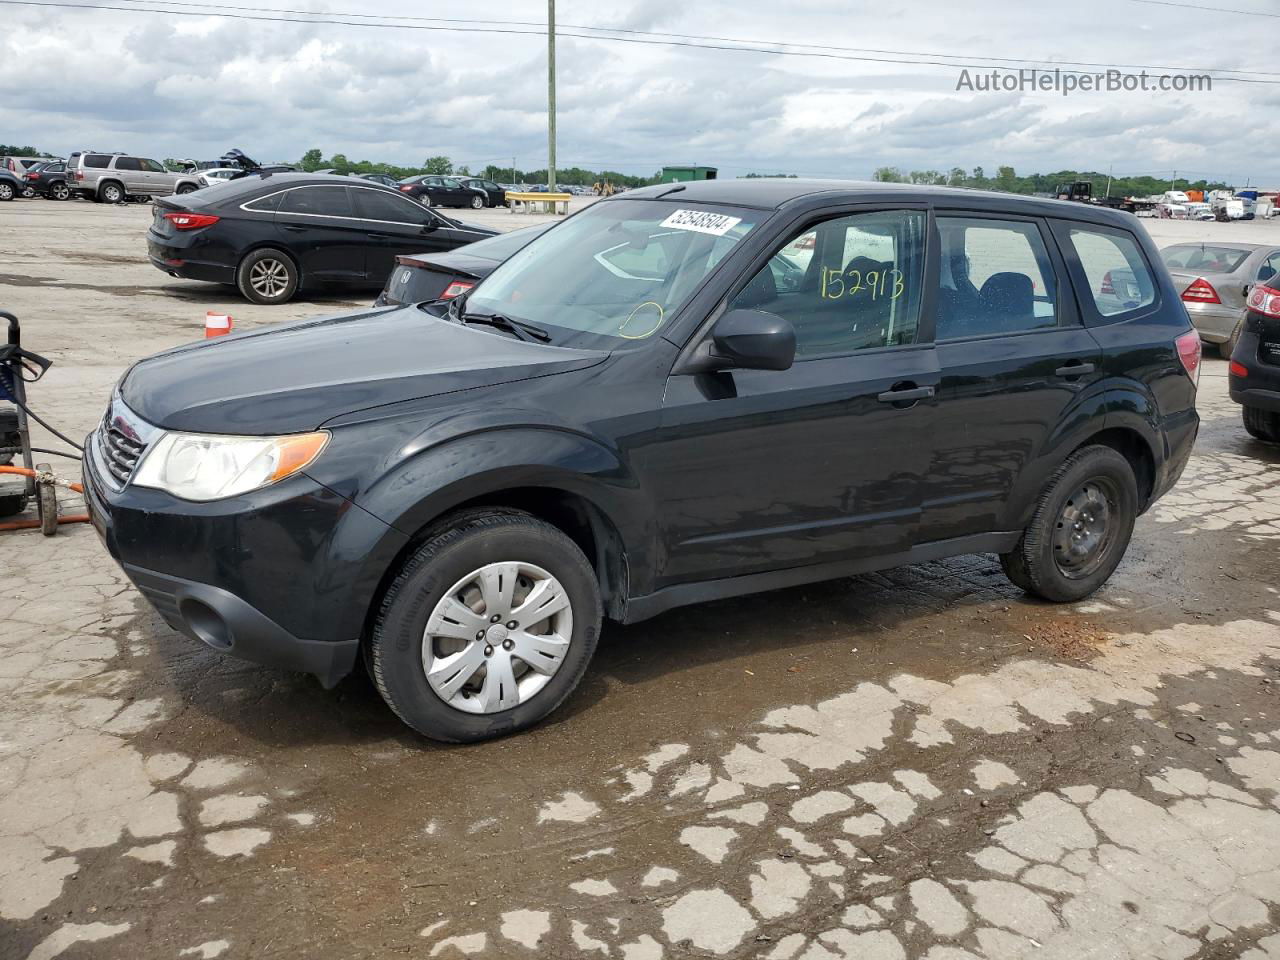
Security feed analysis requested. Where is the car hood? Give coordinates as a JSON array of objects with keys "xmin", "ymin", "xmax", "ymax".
[{"xmin": 120, "ymin": 306, "xmax": 607, "ymax": 434}]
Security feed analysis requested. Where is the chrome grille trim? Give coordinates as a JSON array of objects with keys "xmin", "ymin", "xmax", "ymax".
[{"xmin": 93, "ymin": 394, "xmax": 162, "ymax": 491}]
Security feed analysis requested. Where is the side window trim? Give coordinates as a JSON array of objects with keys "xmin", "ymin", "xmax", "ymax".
[
  {"xmin": 1048, "ymin": 218, "xmax": 1162, "ymax": 326},
  {"xmin": 931, "ymin": 210, "xmax": 1072, "ymax": 343}
]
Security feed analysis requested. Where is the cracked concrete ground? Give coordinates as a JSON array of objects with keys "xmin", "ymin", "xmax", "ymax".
[{"xmin": 2, "ymin": 202, "xmax": 1280, "ymax": 959}]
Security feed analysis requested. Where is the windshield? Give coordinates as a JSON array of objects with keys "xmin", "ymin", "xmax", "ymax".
[{"xmin": 466, "ymin": 199, "xmax": 763, "ymax": 347}]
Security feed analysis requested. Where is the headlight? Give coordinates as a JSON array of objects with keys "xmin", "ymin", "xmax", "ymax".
[{"xmin": 132, "ymin": 431, "xmax": 329, "ymax": 501}]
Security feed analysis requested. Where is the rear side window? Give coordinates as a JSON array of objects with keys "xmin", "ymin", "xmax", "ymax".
[
  {"xmin": 1067, "ymin": 227, "xmax": 1156, "ymax": 318},
  {"xmin": 353, "ymin": 188, "xmax": 425, "ymax": 224},
  {"xmin": 1258, "ymin": 252, "xmax": 1280, "ymax": 285},
  {"xmin": 114, "ymin": 157, "xmax": 142, "ymax": 171},
  {"xmin": 279, "ymin": 186, "xmax": 353, "ymax": 218},
  {"xmin": 242, "ymin": 190, "xmax": 283, "ymax": 214},
  {"xmin": 84, "ymin": 154, "xmax": 110, "ymax": 168},
  {"xmin": 936, "ymin": 217, "xmax": 1057, "ymax": 340}
]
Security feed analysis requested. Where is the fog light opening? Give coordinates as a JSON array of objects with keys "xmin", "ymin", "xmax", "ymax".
[{"xmin": 181, "ymin": 598, "xmax": 233, "ymax": 650}]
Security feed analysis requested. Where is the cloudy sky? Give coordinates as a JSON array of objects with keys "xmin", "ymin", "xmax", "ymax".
[{"xmin": 1, "ymin": 0, "xmax": 1276, "ymax": 185}]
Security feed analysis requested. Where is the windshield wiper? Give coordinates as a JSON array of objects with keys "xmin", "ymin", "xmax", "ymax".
[{"xmin": 459, "ymin": 311, "xmax": 551, "ymax": 343}]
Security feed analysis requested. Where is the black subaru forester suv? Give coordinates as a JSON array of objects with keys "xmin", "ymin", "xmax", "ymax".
[{"xmin": 85, "ymin": 180, "xmax": 1200, "ymax": 743}]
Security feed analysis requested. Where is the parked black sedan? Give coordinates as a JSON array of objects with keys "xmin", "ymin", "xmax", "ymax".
[
  {"xmin": 374, "ymin": 222, "xmax": 553, "ymax": 306},
  {"xmin": 397, "ymin": 175, "xmax": 488, "ymax": 209},
  {"xmin": 25, "ymin": 160, "xmax": 72, "ymax": 200},
  {"xmin": 458, "ymin": 177, "xmax": 507, "ymax": 208},
  {"xmin": 147, "ymin": 173, "xmax": 498, "ymax": 304}
]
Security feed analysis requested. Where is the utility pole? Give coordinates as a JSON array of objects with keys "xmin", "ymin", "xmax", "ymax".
[
  {"xmin": 513, "ymin": 156, "xmax": 517, "ymax": 186},
  {"xmin": 547, "ymin": 0, "xmax": 557, "ymax": 191},
  {"xmin": 1104, "ymin": 164, "xmax": 1113, "ymax": 198}
]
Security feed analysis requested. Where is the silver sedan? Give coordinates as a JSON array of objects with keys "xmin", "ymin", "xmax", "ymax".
[{"xmin": 1161, "ymin": 242, "xmax": 1280, "ymax": 357}]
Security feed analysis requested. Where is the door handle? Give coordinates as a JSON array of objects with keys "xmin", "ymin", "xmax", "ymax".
[
  {"xmin": 1054, "ymin": 362, "xmax": 1096, "ymax": 378},
  {"xmin": 280, "ymin": 224, "xmax": 306, "ymax": 232},
  {"xmin": 877, "ymin": 384, "xmax": 935, "ymax": 404}
]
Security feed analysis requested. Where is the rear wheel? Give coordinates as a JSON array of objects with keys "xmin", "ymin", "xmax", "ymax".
[
  {"xmin": 236, "ymin": 248, "xmax": 298, "ymax": 305},
  {"xmin": 99, "ymin": 181, "xmax": 124, "ymax": 204},
  {"xmin": 49, "ymin": 182, "xmax": 71, "ymax": 201},
  {"xmin": 20, "ymin": 184, "xmax": 35, "ymax": 199},
  {"xmin": 1000, "ymin": 445, "xmax": 1138, "ymax": 603},
  {"xmin": 370, "ymin": 510, "xmax": 601, "ymax": 743},
  {"xmin": 420, "ymin": 194, "xmax": 433, "ymax": 207},
  {"xmin": 470, "ymin": 194, "xmax": 484, "ymax": 210},
  {"xmin": 1243, "ymin": 405, "xmax": 1280, "ymax": 443}
]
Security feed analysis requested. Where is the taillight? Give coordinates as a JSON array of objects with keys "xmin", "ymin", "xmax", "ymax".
[
  {"xmin": 74, "ymin": 170, "xmax": 84, "ymax": 180},
  {"xmin": 163, "ymin": 212, "xmax": 220, "ymax": 230},
  {"xmin": 1229, "ymin": 360, "xmax": 1249, "ymax": 378},
  {"xmin": 441, "ymin": 280, "xmax": 475, "ymax": 299},
  {"xmin": 25, "ymin": 173, "xmax": 38, "ymax": 180},
  {"xmin": 1175, "ymin": 330, "xmax": 1201, "ymax": 388},
  {"xmin": 1181, "ymin": 277, "xmax": 1221, "ymax": 304},
  {"xmin": 399, "ymin": 185, "xmax": 414, "ymax": 192},
  {"xmin": 1100, "ymin": 271, "xmax": 1114, "ymax": 295},
  {"xmin": 1247, "ymin": 283, "xmax": 1280, "ymax": 319}
]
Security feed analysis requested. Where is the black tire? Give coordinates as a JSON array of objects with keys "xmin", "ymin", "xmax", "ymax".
[
  {"xmin": 370, "ymin": 510, "xmax": 601, "ymax": 743},
  {"xmin": 49, "ymin": 182, "xmax": 71, "ymax": 201},
  {"xmin": 1243, "ymin": 405, "xmax": 1280, "ymax": 443},
  {"xmin": 176, "ymin": 184, "xmax": 197, "ymax": 195},
  {"xmin": 1000, "ymin": 445, "xmax": 1138, "ymax": 603},
  {"xmin": 236, "ymin": 247, "xmax": 299, "ymax": 305},
  {"xmin": 99, "ymin": 181, "xmax": 124, "ymax": 204},
  {"xmin": 1220, "ymin": 319, "xmax": 1243, "ymax": 359},
  {"xmin": 0, "ymin": 182, "xmax": 13, "ymax": 201},
  {"xmin": 470, "ymin": 194, "xmax": 484, "ymax": 210}
]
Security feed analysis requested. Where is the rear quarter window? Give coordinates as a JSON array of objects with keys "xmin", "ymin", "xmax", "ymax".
[
  {"xmin": 84, "ymin": 154, "xmax": 110, "ymax": 168},
  {"xmin": 1060, "ymin": 224, "xmax": 1158, "ymax": 321}
]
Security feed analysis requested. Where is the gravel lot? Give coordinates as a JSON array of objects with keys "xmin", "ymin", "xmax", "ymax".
[{"xmin": 2, "ymin": 197, "xmax": 1279, "ymax": 960}]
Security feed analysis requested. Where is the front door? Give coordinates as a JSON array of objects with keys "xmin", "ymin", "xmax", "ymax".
[
  {"xmin": 274, "ymin": 185, "xmax": 368, "ymax": 283},
  {"xmin": 351, "ymin": 187, "xmax": 449, "ymax": 283},
  {"xmin": 655, "ymin": 208, "xmax": 939, "ymax": 586},
  {"xmin": 918, "ymin": 213, "xmax": 1103, "ymax": 544}
]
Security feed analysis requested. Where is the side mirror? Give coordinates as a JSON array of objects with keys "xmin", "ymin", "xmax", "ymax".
[
  {"xmin": 705, "ymin": 308, "xmax": 796, "ymax": 371},
  {"xmin": 421, "ymin": 218, "xmax": 438, "ymax": 233}
]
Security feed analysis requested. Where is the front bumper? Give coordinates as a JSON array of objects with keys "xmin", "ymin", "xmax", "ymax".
[{"xmin": 82, "ymin": 417, "xmax": 405, "ymax": 686}]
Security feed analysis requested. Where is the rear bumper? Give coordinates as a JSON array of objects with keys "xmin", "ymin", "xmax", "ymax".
[
  {"xmin": 147, "ymin": 234, "xmax": 236, "ymax": 284},
  {"xmin": 1228, "ymin": 328, "xmax": 1280, "ymax": 411},
  {"xmin": 1185, "ymin": 303, "xmax": 1243, "ymax": 342}
]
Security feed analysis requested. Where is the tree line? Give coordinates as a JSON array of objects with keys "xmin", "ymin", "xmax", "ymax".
[
  {"xmin": 870, "ymin": 165, "xmax": 1234, "ymax": 197},
  {"xmin": 296, "ymin": 149, "xmax": 658, "ymax": 187}
]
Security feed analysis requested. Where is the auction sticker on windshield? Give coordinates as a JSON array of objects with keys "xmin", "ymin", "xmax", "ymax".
[{"xmin": 660, "ymin": 209, "xmax": 743, "ymax": 236}]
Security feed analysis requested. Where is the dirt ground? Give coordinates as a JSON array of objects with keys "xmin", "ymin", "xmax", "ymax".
[{"xmin": 1, "ymin": 197, "xmax": 1279, "ymax": 960}]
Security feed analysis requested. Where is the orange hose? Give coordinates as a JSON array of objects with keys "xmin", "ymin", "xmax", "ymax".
[
  {"xmin": 0, "ymin": 515, "xmax": 91, "ymax": 531},
  {"xmin": 0, "ymin": 464, "xmax": 83, "ymax": 493}
]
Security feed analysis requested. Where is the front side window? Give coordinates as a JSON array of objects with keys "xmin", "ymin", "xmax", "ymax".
[
  {"xmin": 936, "ymin": 217, "xmax": 1057, "ymax": 339},
  {"xmin": 280, "ymin": 186, "xmax": 353, "ymax": 218},
  {"xmin": 1068, "ymin": 226, "xmax": 1156, "ymax": 318},
  {"xmin": 467, "ymin": 199, "xmax": 762, "ymax": 348},
  {"xmin": 143, "ymin": 159, "xmax": 166, "ymax": 173},
  {"xmin": 728, "ymin": 210, "xmax": 926, "ymax": 357},
  {"xmin": 1258, "ymin": 252, "xmax": 1280, "ymax": 285},
  {"xmin": 353, "ymin": 188, "xmax": 425, "ymax": 224}
]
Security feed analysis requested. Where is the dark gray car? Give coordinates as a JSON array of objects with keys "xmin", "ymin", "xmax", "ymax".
[{"xmin": 1162, "ymin": 242, "xmax": 1280, "ymax": 357}]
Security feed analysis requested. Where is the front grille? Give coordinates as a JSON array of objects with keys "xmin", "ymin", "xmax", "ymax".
[{"xmin": 99, "ymin": 416, "xmax": 148, "ymax": 485}]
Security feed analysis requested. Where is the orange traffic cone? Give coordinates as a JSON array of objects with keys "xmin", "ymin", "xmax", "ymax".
[{"xmin": 205, "ymin": 312, "xmax": 233, "ymax": 338}]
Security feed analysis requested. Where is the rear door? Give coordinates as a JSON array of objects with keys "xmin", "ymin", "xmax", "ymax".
[
  {"xmin": 917, "ymin": 212, "xmax": 1102, "ymax": 544},
  {"xmin": 656, "ymin": 206, "xmax": 939, "ymax": 584},
  {"xmin": 274, "ymin": 185, "xmax": 367, "ymax": 283},
  {"xmin": 351, "ymin": 186, "xmax": 451, "ymax": 282}
]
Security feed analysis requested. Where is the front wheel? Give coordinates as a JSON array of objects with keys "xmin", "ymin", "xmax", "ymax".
[
  {"xmin": 1243, "ymin": 405, "xmax": 1280, "ymax": 443},
  {"xmin": 176, "ymin": 184, "xmax": 197, "ymax": 194},
  {"xmin": 0, "ymin": 182, "xmax": 14, "ymax": 201},
  {"xmin": 236, "ymin": 248, "xmax": 299, "ymax": 304},
  {"xmin": 370, "ymin": 510, "xmax": 601, "ymax": 743},
  {"xmin": 99, "ymin": 181, "xmax": 124, "ymax": 204},
  {"xmin": 1000, "ymin": 445, "xmax": 1138, "ymax": 603},
  {"xmin": 470, "ymin": 194, "xmax": 484, "ymax": 210}
]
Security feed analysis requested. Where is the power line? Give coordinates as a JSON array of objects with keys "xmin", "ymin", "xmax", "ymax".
[
  {"xmin": 98, "ymin": 0, "xmax": 1280, "ymax": 78},
  {"xmin": 5, "ymin": 0, "xmax": 1280, "ymax": 83},
  {"xmin": 1131, "ymin": 0, "xmax": 1279, "ymax": 17}
]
